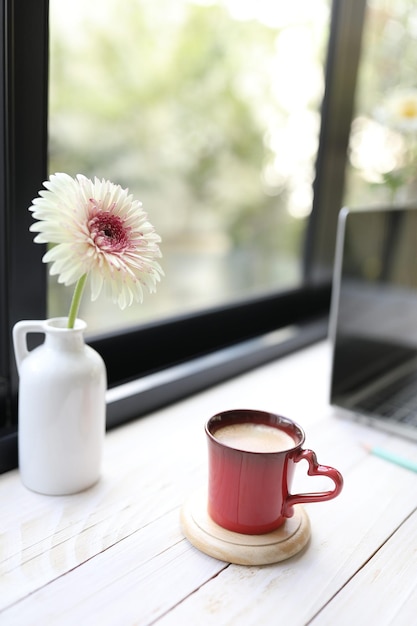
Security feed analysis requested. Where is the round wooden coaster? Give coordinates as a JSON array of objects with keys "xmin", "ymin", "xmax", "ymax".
[{"xmin": 181, "ymin": 490, "xmax": 311, "ymax": 565}]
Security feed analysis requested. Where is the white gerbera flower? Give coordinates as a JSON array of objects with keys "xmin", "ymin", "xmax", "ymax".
[{"xmin": 29, "ymin": 173, "xmax": 163, "ymax": 325}]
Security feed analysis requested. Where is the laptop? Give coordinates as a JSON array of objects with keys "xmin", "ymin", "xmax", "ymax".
[{"xmin": 329, "ymin": 204, "xmax": 417, "ymax": 441}]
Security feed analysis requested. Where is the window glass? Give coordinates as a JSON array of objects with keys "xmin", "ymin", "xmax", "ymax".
[
  {"xmin": 343, "ymin": 0, "xmax": 417, "ymax": 208},
  {"xmin": 49, "ymin": 0, "xmax": 331, "ymax": 334}
]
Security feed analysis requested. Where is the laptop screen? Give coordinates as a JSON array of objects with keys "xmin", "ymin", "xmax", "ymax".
[{"xmin": 329, "ymin": 206, "xmax": 417, "ymax": 412}]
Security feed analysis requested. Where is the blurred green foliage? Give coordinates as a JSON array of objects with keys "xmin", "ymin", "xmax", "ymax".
[{"xmin": 48, "ymin": 1, "xmax": 327, "ymax": 330}]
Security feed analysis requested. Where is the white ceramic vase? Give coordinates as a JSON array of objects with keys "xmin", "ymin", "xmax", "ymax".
[{"xmin": 13, "ymin": 317, "xmax": 106, "ymax": 495}]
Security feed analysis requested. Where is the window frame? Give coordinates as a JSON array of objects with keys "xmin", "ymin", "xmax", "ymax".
[{"xmin": 0, "ymin": 0, "xmax": 366, "ymax": 473}]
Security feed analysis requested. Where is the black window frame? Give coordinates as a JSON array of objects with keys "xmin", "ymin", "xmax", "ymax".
[{"xmin": 0, "ymin": 0, "xmax": 366, "ymax": 473}]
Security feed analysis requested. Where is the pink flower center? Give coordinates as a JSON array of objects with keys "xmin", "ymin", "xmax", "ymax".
[{"xmin": 88, "ymin": 201, "xmax": 131, "ymax": 253}]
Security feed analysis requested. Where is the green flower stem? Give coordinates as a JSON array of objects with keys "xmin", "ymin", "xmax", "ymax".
[{"xmin": 67, "ymin": 274, "xmax": 88, "ymax": 329}]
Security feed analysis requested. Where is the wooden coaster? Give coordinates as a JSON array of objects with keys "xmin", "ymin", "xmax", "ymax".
[{"xmin": 181, "ymin": 490, "xmax": 311, "ymax": 565}]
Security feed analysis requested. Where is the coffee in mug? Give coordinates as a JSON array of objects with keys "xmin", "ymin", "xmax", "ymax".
[{"xmin": 214, "ymin": 422, "xmax": 295, "ymax": 453}]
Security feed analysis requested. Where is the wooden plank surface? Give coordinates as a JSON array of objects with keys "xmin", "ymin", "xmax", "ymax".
[
  {"xmin": 1, "ymin": 341, "xmax": 417, "ymax": 625},
  {"xmin": 310, "ymin": 507, "xmax": 417, "ymax": 626}
]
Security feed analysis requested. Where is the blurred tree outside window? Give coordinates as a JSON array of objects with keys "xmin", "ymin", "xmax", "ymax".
[
  {"xmin": 343, "ymin": 0, "xmax": 417, "ymax": 208},
  {"xmin": 48, "ymin": 0, "xmax": 331, "ymax": 334}
]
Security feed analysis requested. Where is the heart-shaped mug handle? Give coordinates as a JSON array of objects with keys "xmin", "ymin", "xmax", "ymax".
[{"xmin": 283, "ymin": 448, "xmax": 343, "ymax": 518}]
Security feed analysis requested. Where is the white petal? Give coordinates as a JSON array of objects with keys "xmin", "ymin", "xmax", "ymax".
[{"xmin": 90, "ymin": 271, "xmax": 104, "ymax": 301}]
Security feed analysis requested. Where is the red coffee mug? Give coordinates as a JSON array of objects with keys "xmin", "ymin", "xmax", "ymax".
[{"xmin": 206, "ymin": 409, "xmax": 343, "ymax": 535}]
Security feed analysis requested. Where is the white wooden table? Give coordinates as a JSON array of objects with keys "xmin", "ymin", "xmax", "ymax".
[{"xmin": 1, "ymin": 341, "xmax": 417, "ymax": 625}]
